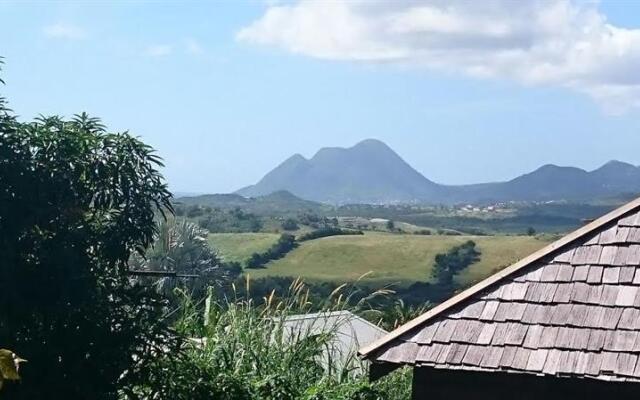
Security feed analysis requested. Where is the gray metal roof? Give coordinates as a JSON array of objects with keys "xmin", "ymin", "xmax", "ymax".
[
  {"xmin": 363, "ymin": 197, "xmax": 640, "ymax": 383},
  {"xmin": 283, "ymin": 310, "xmax": 387, "ymax": 367}
]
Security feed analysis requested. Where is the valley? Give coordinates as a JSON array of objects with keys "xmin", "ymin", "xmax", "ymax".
[
  {"xmin": 181, "ymin": 191, "xmax": 600, "ymax": 300},
  {"xmin": 174, "ymin": 138, "xmax": 640, "ymax": 321}
]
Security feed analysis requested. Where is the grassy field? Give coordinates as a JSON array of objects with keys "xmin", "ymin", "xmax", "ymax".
[
  {"xmin": 208, "ymin": 233, "xmax": 280, "ymax": 264},
  {"xmin": 247, "ymin": 232, "xmax": 552, "ymax": 286}
]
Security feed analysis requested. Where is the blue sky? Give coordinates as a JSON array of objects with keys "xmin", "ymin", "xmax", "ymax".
[{"xmin": 1, "ymin": 1, "xmax": 640, "ymax": 193}]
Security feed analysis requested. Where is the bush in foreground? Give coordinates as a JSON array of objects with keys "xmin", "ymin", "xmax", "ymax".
[
  {"xmin": 130, "ymin": 279, "xmax": 411, "ymax": 399},
  {"xmin": 0, "ymin": 59, "xmax": 174, "ymax": 398}
]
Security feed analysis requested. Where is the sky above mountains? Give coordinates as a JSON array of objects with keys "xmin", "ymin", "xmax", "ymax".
[{"xmin": 1, "ymin": 1, "xmax": 640, "ymax": 193}]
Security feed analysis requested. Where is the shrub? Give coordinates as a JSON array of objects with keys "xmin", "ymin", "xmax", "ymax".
[
  {"xmin": 431, "ymin": 240, "xmax": 481, "ymax": 286},
  {"xmin": 299, "ymin": 227, "xmax": 364, "ymax": 242},
  {"xmin": 0, "ymin": 58, "xmax": 174, "ymax": 400},
  {"xmin": 386, "ymin": 220, "xmax": 395, "ymax": 231},
  {"xmin": 187, "ymin": 204, "xmax": 204, "ymax": 218},
  {"xmin": 131, "ymin": 280, "xmax": 410, "ymax": 399},
  {"xmin": 196, "ymin": 208, "xmax": 263, "ymax": 233},
  {"xmin": 245, "ymin": 234, "xmax": 298, "ymax": 268},
  {"xmin": 281, "ymin": 218, "xmax": 300, "ymax": 231}
]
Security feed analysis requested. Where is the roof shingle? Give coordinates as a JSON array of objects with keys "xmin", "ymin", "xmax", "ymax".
[{"xmin": 363, "ymin": 199, "xmax": 640, "ymax": 383}]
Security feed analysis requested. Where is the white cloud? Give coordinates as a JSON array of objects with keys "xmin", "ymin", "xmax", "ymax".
[
  {"xmin": 237, "ymin": 0, "xmax": 640, "ymax": 114},
  {"xmin": 145, "ymin": 44, "xmax": 173, "ymax": 57},
  {"xmin": 43, "ymin": 22, "xmax": 86, "ymax": 40},
  {"xmin": 145, "ymin": 41, "xmax": 205, "ymax": 57}
]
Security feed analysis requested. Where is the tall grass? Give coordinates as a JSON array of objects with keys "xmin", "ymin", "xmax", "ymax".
[{"xmin": 127, "ymin": 277, "xmax": 410, "ymax": 399}]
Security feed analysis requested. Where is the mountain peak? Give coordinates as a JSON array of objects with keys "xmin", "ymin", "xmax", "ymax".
[
  {"xmin": 535, "ymin": 163, "xmax": 581, "ymax": 171},
  {"xmin": 535, "ymin": 163, "xmax": 561, "ymax": 172},
  {"xmin": 595, "ymin": 160, "xmax": 636, "ymax": 171},
  {"xmin": 591, "ymin": 160, "xmax": 639, "ymax": 181},
  {"xmin": 352, "ymin": 138, "xmax": 390, "ymax": 149},
  {"xmin": 311, "ymin": 139, "xmax": 399, "ymax": 164},
  {"xmin": 262, "ymin": 189, "xmax": 299, "ymax": 200},
  {"xmin": 237, "ymin": 139, "xmax": 440, "ymax": 203},
  {"xmin": 285, "ymin": 153, "xmax": 307, "ymax": 163},
  {"xmin": 236, "ymin": 140, "xmax": 640, "ymax": 204}
]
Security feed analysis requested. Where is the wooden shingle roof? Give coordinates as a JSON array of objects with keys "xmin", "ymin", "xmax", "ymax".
[{"xmin": 361, "ymin": 197, "xmax": 640, "ymax": 382}]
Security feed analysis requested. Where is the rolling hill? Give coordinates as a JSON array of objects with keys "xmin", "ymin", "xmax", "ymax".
[
  {"xmin": 236, "ymin": 139, "xmax": 640, "ymax": 205},
  {"xmin": 177, "ymin": 190, "xmax": 330, "ymax": 216},
  {"xmin": 247, "ymin": 232, "xmax": 551, "ymax": 286}
]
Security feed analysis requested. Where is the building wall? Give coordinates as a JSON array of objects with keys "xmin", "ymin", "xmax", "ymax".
[{"xmin": 412, "ymin": 367, "xmax": 640, "ymax": 400}]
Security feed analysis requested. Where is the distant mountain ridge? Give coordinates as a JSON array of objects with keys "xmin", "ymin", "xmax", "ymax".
[
  {"xmin": 236, "ymin": 139, "xmax": 444, "ymax": 203},
  {"xmin": 235, "ymin": 139, "xmax": 640, "ymax": 205},
  {"xmin": 177, "ymin": 190, "xmax": 329, "ymax": 216}
]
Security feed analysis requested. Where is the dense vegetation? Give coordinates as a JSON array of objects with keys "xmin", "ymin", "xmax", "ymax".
[
  {"xmin": 281, "ymin": 217, "xmax": 300, "ymax": 231},
  {"xmin": 0, "ymin": 62, "xmax": 174, "ymax": 397},
  {"xmin": 176, "ymin": 192, "xmax": 611, "ymax": 236},
  {"xmin": 178, "ymin": 190, "xmax": 332, "ymax": 217},
  {"xmin": 246, "ymin": 234, "xmax": 298, "ymax": 268},
  {"xmin": 177, "ymin": 204, "xmax": 264, "ymax": 233},
  {"xmin": 134, "ymin": 283, "xmax": 411, "ymax": 399},
  {"xmin": 398, "ymin": 213, "xmax": 578, "ymax": 235},
  {"xmin": 298, "ymin": 227, "xmax": 364, "ymax": 241},
  {"xmin": 431, "ymin": 240, "xmax": 481, "ymax": 286},
  {"xmin": 128, "ymin": 218, "xmax": 241, "ymax": 301}
]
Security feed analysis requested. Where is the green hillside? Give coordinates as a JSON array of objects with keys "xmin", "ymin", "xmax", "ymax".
[
  {"xmin": 208, "ymin": 232, "xmax": 280, "ymax": 264},
  {"xmin": 247, "ymin": 232, "xmax": 552, "ymax": 286},
  {"xmin": 177, "ymin": 190, "xmax": 331, "ymax": 217}
]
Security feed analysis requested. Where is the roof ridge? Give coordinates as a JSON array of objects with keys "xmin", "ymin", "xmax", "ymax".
[
  {"xmin": 359, "ymin": 196, "xmax": 640, "ymax": 358},
  {"xmin": 285, "ymin": 310, "xmax": 353, "ymax": 321}
]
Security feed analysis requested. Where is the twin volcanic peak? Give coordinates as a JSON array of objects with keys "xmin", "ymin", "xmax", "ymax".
[
  {"xmin": 236, "ymin": 139, "xmax": 443, "ymax": 204},
  {"xmin": 236, "ymin": 139, "xmax": 640, "ymax": 205}
]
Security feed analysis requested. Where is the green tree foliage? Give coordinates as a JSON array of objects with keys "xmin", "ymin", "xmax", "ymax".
[
  {"xmin": 526, "ymin": 226, "xmax": 536, "ymax": 236},
  {"xmin": 186, "ymin": 204, "xmax": 205, "ymax": 218},
  {"xmin": 246, "ymin": 233, "xmax": 298, "ymax": 268},
  {"xmin": 135, "ymin": 282, "xmax": 411, "ymax": 399},
  {"xmin": 298, "ymin": 213, "xmax": 338, "ymax": 229},
  {"xmin": 372, "ymin": 299, "xmax": 432, "ymax": 331},
  {"xmin": 431, "ymin": 240, "xmax": 481, "ymax": 286},
  {"xmin": 298, "ymin": 227, "xmax": 364, "ymax": 242},
  {"xmin": 0, "ymin": 60, "xmax": 173, "ymax": 399},
  {"xmin": 386, "ymin": 220, "xmax": 395, "ymax": 231},
  {"xmin": 190, "ymin": 205, "xmax": 264, "ymax": 233},
  {"xmin": 129, "ymin": 218, "xmax": 238, "ymax": 300},
  {"xmin": 281, "ymin": 217, "xmax": 300, "ymax": 231}
]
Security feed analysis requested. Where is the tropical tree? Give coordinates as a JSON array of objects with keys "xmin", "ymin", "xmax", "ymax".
[
  {"xmin": 129, "ymin": 218, "xmax": 232, "ymax": 299},
  {"xmin": 0, "ymin": 59, "xmax": 174, "ymax": 399}
]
